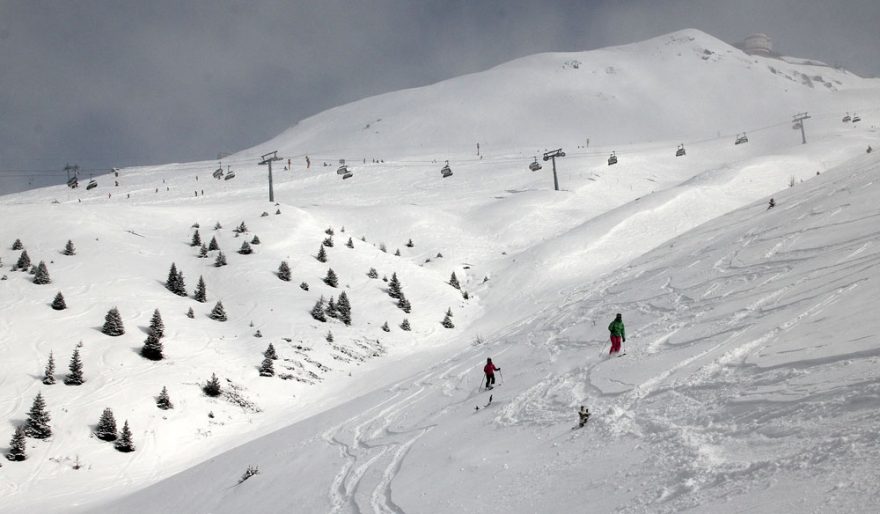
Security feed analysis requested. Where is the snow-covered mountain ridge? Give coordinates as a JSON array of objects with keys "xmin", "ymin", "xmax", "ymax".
[{"xmin": 1, "ymin": 28, "xmax": 879, "ymax": 513}]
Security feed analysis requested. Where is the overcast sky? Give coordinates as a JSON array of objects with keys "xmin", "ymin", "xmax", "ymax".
[{"xmin": 1, "ymin": 0, "xmax": 878, "ymax": 192}]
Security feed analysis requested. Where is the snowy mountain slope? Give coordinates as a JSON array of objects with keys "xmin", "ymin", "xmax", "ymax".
[
  {"xmin": 1, "ymin": 28, "xmax": 879, "ymax": 513},
  {"xmin": 241, "ymin": 28, "xmax": 879, "ymax": 158},
  {"xmin": 99, "ymin": 151, "xmax": 880, "ymax": 514}
]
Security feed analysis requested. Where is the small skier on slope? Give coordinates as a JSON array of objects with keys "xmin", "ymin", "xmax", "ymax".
[
  {"xmin": 484, "ymin": 358, "xmax": 501, "ymax": 390},
  {"xmin": 608, "ymin": 313, "xmax": 625, "ymax": 355}
]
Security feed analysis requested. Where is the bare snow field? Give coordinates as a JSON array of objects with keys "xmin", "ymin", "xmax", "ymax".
[{"xmin": 1, "ymin": 29, "xmax": 879, "ymax": 513}]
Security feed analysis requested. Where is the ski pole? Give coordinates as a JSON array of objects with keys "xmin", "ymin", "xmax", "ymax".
[{"xmin": 499, "ymin": 370, "xmax": 504, "ymax": 385}]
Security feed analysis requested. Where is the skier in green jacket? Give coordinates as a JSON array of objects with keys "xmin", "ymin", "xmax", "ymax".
[{"xmin": 608, "ymin": 313, "xmax": 625, "ymax": 354}]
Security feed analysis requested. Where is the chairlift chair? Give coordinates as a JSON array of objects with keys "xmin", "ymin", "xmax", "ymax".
[
  {"xmin": 735, "ymin": 133, "xmax": 749, "ymax": 145},
  {"xmin": 342, "ymin": 172, "xmax": 353, "ymax": 180},
  {"xmin": 528, "ymin": 157, "xmax": 542, "ymax": 172},
  {"xmin": 842, "ymin": 113, "xmax": 852, "ymax": 122},
  {"xmin": 86, "ymin": 179, "xmax": 97, "ymax": 190},
  {"xmin": 212, "ymin": 167, "xmax": 224, "ymax": 179},
  {"xmin": 224, "ymin": 170, "xmax": 236, "ymax": 180},
  {"xmin": 67, "ymin": 176, "xmax": 78, "ymax": 189},
  {"xmin": 337, "ymin": 165, "xmax": 349, "ymax": 175},
  {"xmin": 675, "ymin": 144, "xmax": 686, "ymax": 157},
  {"xmin": 607, "ymin": 151, "xmax": 618, "ymax": 165},
  {"xmin": 441, "ymin": 161, "xmax": 453, "ymax": 178},
  {"xmin": 852, "ymin": 114, "xmax": 861, "ymax": 123}
]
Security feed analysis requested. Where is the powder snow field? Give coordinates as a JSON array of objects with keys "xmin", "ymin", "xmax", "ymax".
[{"xmin": 1, "ymin": 29, "xmax": 880, "ymax": 513}]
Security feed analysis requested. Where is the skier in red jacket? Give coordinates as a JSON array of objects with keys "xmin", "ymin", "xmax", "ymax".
[{"xmin": 484, "ymin": 358, "xmax": 500, "ymax": 390}]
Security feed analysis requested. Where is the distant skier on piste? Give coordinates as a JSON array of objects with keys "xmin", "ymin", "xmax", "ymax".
[
  {"xmin": 484, "ymin": 358, "xmax": 500, "ymax": 390},
  {"xmin": 608, "ymin": 313, "xmax": 625, "ymax": 354}
]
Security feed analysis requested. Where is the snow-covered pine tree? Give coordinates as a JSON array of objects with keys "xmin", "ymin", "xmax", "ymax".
[
  {"xmin": 194, "ymin": 276, "xmax": 207, "ymax": 302},
  {"xmin": 65, "ymin": 347, "xmax": 84, "ymax": 385},
  {"xmin": 214, "ymin": 251, "xmax": 227, "ymax": 267},
  {"xmin": 324, "ymin": 268, "xmax": 338, "ymax": 288},
  {"xmin": 237, "ymin": 221, "xmax": 248, "ymax": 233},
  {"xmin": 114, "ymin": 420, "xmax": 135, "ymax": 452},
  {"xmin": 367, "ymin": 267, "xmax": 378, "ymax": 279},
  {"xmin": 463, "ymin": 291, "xmax": 470, "ymax": 300},
  {"xmin": 388, "ymin": 273, "xmax": 402, "ymax": 299},
  {"xmin": 6, "ymin": 425, "xmax": 27, "ymax": 461},
  {"xmin": 11, "ymin": 238, "xmax": 23, "ymax": 250},
  {"xmin": 186, "ymin": 307, "xmax": 194, "ymax": 319},
  {"xmin": 379, "ymin": 243, "xmax": 387, "ymax": 253},
  {"xmin": 397, "ymin": 295, "xmax": 411, "ymax": 313},
  {"xmin": 310, "ymin": 297, "xmax": 327, "ymax": 322},
  {"xmin": 277, "ymin": 261, "xmax": 291, "ymax": 281},
  {"xmin": 251, "ymin": 235, "xmax": 261, "ymax": 245},
  {"xmin": 15, "ymin": 250, "xmax": 30, "ymax": 271},
  {"xmin": 209, "ymin": 301, "xmax": 227, "ymax": 321},
  {"xmin": 165, "ymin": 263, "xmax": 181, "ymax": 293},
  {"xmin": 149, "ymin": 309, "xmax": 165, "ymax": 338},
  {"xmin": 325, "ymin": 330, "xmax": 334, "ymax": 342},
  {"xmin": 316, "ymin": 245, "xmax": 327, "ymax": 263},
  {"xmin": 381, "ymin": 321, "xmax": 390, "ymax": 332},
  {"xmin": 95, "ymin": 408, "xmax": 118, "ymax": 441},
  {"xmin": 102, "ymin": 307, "xmax": 125, "ymax": 336},
  {"xmin": 441, "ymin": 312, "xmax": 455, "ymax": 329},
  {"xmin": 238, "ymin": 241, "xmax": 252, "ymax": 255},
  {"xmin": 203, "ymin": 372, "xmax": 222, "ymax": 396},
  {"xmin": 337, "ymin": 291, "xmax": 351, "ymax": 326},
  {"xmin": 300, "ymin": 282, "xmax": 309, "ymax": 291},
  {"xmin": 325, "ymin": 227, "xmax": 334, "ymax": 236},
  {"xmin": 446, "ymin": 307, "xmax": 453, "ymax": 317},
  {"xmin": 63, "ymin": 239, "xmax": 76, "ymax": 255},
  {"xmin": 213, "ymin": 221, "xmax": 222, "ymax": 230},
  {"xmin": 394, "ymin": 249, "xmax": 401, "ymax": 256},
  {"xmin": 198, "ymin": 243, "xmax": 209, "ymax": 258},
  {"xmin": 449, "ymin": 272, "xmax": 460, "ymax": 289},
  {"xmin": 156, "ymin": 386, "xmax": 173, "ymax": 409},
  {"xmin": 346, "ymin": 237, "xmax": 354, "ymax": 248},
  {"xmin": 325, "ymin": 296, "xmax": 338, "ymax": 318},
  {"xmin": 323, "ymin": 236, "xmax": 334, "ymax": 248},
  {"xmin": 191, "ymin": 229, "xmax": 202, "ymax": 247},
  {"xmin": 175, "ymin": 269, "xmax": 186, "ymax": 296},
  {"xmin": 263, "ymin": 343, "xmax": 277, "ymax": 360},
  {"xmin": 42, "ymin": 351, "xmax": 56, "ymax": 385},
  {"xmin": 25, "ymin": 392, "xmax": 51, "ymax": 439},
  {"xmin": 141, "ymin": 331, "xmax": 164, "ymax": 360},
  {"xmin": 51, "ymin": 291, "xmax": 67, "ymax": 310},
  {"xmin": 32, "ymin": 261, "xmax": 50, "ymax": 284},
  {"xmin": 208, "ymin": 236, "xmax": 219, "ymax": 251},
  {"xmin": 259, "ymin": 357, "xmax": 274, "ymax": 377},
  {"xmin": 406, "ymin": 238, "xmax": 414, "ymax": 248},
  {"xmin": 400, "ymin": 318, "xmax": 411, "ymax": 331}
]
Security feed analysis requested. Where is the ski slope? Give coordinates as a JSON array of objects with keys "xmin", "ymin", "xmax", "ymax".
[{"xmin": 1, "ymin": 29, "xmax": 879, "ymax": 513}]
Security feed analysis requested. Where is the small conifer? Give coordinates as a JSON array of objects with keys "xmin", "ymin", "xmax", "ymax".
[
  {"xmin": 310, "ymin": 297, "xmax": 327, "ymax": 322},
  {"xmin": 326, "ymin": 296, "xmax": 338, "ymax": 318},
  {"xmin": 381, "ymin": 321, "xmax": 390, "ymax": 332},
  {"xmin": 186, "ymin": 307, "xmax": 194, "ymax": 319},
  {"xmin": 102, "ymin": 307, "xmax": 125, "ymax": 336},
  {"xmin": 367, "ymin": 268, "xmax": 378, "ymax": 279},
  {"xmin": 114, "ymin": 420, "xmax": 135, "ymax": 452},
  {"xmin": 400, "ymin": 318, "xmax": 411, "ymax": 331},
  {"xmin": 42, "ymin": 351, "xmax": 56, "ymax": 385},
  {"xmin": 316, "ymin": 245, "xmax": 327, "ymax": 263},
  {"xmin": 388, "ymin": 273, "xmax": 402, "ymax": 299},
  {"xmin": 51, "ymin": 291, "xmax": 67, "ymax": 310},
  {"xmin": 325, "ymin": 227, "xmax": 334, "ymax": 236},
  {"xmin": 194, "ymin": 276, "xmax": 207, "ymax": 302},
  {"xmin": 259, "ymin": 357, "xmax": 275, "ymax": 377},
  {"xmin": 214, "ymin": 251, "xmax": 227, "ymax": 267},
  {"xmin": 264, "ymin": 343, "xmax": 278, "ymax": 360},
  {"xmin": 149, "ymin": 309, "xmax": 165, "ymax": 338},
  {"xmin": 141, "ymin": 331, "xmax": 164, "ymax": 360},
  {"xmin": 15, "ymin": 250, "xmax": 30, "ymax": 271},
  {"xmin": 324, "ymin": 268, "xmax": 338, "ymax": 288},
  {"xmin": 203, "ymin": 373, "xmax": 222, "ymax": 396},
  {"xmin": 156, "ymin": 386, "xmax": 173, "ymax": 409},
  {"xmin": 449, "ymin": 272, "xmax": 461, "ymax": 290},
  {"xmin": 406, "ymin": 238, "xmax": 414, "ymax": 248},
  {"xmin": 208, "ymin": 236, "xmax": 219, "ymax": 251},
  {"xmin": 441, "ymin": 312, "xmax": 455, "ymax": 329},
  {"xmin": 31, "ymin": 261, "xmax": 51, "ymax": 284},
  {"xmin": 95, "ymin": 408, "xmax": 118, "ymax": 441},
  {"xmin": 11, "ymin": 238, "xmax": 23, "ymax": 250},
  {"xmin": 190, "ymin": 229, "xmax": 202, "ymax": 247},
  {"xmin": 63, "ymin": 240, "xmax": 76, "ymax": 255},
  {"xmin": 326, "ymin": 331, "xmax": 334, "ymax": 342},
  {"xmin": 346, "ymin": 237, "xmax": 354, "ymax": 248},
  {"xmin": 6, "ymin": 425, "xmax": 27, "ymax": 461},
  {"xmin": 300, "ymin": 281, "xmax": 309, "ymax": 291},
  {"xmin": 323, "ymin": 236, "xmax": 334, "ymax": 248},
  {"xmin": 251, "ymin": 235, "xmax": 261, "ymax": 245},
  {"xmin": 209, "ymin": 301, "xmax": 227, "ymax": 321},
  {"xmin": 213, "ymin": 221, "xmax": 222, "ymax": 230},
  {"xmin": 394, "ymin": 249, "xmax": 401, "ymax": 256},
  {"xmin": 25, "ymin": 392, "xmax": 52, "ymax": 439},
  {"xmin": 238, "ymin": 241, "xmax": 253, "ymax": 255},
  {"xmin": 198, "ymin": 243, "xmax": 209, "ymax": 258},
  {"xmin": 65, "ymin": 347, "xmax": 84, "ymax": 385},
  {"xmin": 337, "ymin": 291, "xmax": 352, "ymax": 326},
  {"xmin": 277, "ymin": 261, "xmax": 291, "ymax": 281}
]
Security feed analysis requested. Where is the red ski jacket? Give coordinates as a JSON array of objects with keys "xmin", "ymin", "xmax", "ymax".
[{"xmin": 484, "ymin": 363, "xmax": 498, "ymax": 375}]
